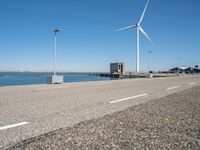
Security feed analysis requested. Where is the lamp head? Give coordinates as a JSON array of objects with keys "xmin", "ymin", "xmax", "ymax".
[{"xmin": 54, "ymin": 29, "xmax": 61, "ymax": 32}]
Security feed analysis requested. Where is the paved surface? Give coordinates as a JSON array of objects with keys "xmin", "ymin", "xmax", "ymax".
[
  {"xmin": 0, "ymin": 75, "xmax": 200, "ymax": 149},
  {"xmin": 8, "ymin": 84, "xmax": 200, "ymax": 149}
]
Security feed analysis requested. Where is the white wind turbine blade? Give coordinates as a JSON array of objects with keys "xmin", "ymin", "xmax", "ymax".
[
  {"xmin": 139, "ymin": 0, "xmax": 149, "ymax": 24},
  {"xmin": 115, "ymin": 24, "xmax": 136, "ymax": 32},
  {"xmin": 139, "ymin": 26, "xmax": 154, "ymax": 44}
]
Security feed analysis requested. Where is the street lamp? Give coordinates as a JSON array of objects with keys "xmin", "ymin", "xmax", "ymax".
[
  {"xmin": 177, "ymin": 57, "xmax": 181, "ymax": 68},
  {"xmin": 145, "ymin": 50, "xmax": 153, "ymax": 78},
  {"xmin": 54, "ymin": 29, "xmax": 61, "ymax": 76},
  {"xmin": 147, "ymin": 50, "xmax": 152, "ymax": 73},
  {"xmin": 47, "ymin": 28, "xmax": 63, "ymax": 84}
]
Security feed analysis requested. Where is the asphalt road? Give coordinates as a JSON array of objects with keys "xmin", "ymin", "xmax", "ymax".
[
  {"xmin": 1, "ymin": 75, "xmax": 200, "ymax": 149},
  {"xmin": 8, "ymin": 81, "xmax": 200, "ymax": 149}
]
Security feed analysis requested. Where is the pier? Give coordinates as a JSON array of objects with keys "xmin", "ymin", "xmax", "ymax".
[{"xmin": 90, "ymin": 72, "xmax": 177, "ymax": 78}]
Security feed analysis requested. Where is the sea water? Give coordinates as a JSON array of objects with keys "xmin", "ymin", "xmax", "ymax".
[{"xmin": 0, "ymin": 72, "xmax": 111, "ymax": 86}]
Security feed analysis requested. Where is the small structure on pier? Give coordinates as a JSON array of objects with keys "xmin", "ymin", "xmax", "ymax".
[
  {"xmin": 110, "ymin": 62, "xmax": 125, "ymax": 75},
  {"xmin": 195, "ymin": 64, "xmax": 200, "ymax": 69},
  {"xmin": 169, "ymin": 67, "xmax": 188, "ymax": 73}
]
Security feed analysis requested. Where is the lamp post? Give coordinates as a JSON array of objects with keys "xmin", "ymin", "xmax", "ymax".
[
  {"xmin": 177, "ymin": 57, "xmax": 181, "ymax": 68},
  {"xmin": 47, "ymin": 28, "xmax": 63, "ymax": 84},
  {"xmin": 147, "ymin": 50, "xmax": 152, "ymax": 73},
  {"xmin": 54, "ymin": 29, "xmax": 61, "ymax": 76}
]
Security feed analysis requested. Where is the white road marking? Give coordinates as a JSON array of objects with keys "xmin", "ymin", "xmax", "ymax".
[
  {"xmin": 166, "ymin": 86, "xmax": 181, "ymax": 91},
  {"xmin": 110, "ymin": 93, "xmax": 148, "ymax": 104},
  {"xmin": 0, "ymin": 122, "xmax": 29, "ymax": 131},
  {"xmin": 188, "ymin": 82, "xmax": 196, "ymax": 85}
]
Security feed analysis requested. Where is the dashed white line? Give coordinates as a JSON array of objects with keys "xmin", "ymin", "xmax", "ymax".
[
  {"xmin": 0, "ymin": 122, "xmax": 29, "ymax": 131},
  {"xmin": 110, "ymin": 93, "xmax": 148, "ymax": 104},
  {"xmin": 166, "ymin": 86, "xmax": 181, "ymax": 91},
  {"xmin": 188, "ymin": 82, "xmax": 196, "ymax": 85}
]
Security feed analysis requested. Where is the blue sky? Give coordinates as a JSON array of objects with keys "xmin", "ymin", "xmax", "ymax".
[{"xmin": 0, "ymin": 0, "xmax": 200, "ymax": 72}]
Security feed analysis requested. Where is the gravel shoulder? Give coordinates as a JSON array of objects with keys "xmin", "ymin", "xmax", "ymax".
[{"xmin": 7, "ymin": 86, "xmax": 200, "ymax": 150}]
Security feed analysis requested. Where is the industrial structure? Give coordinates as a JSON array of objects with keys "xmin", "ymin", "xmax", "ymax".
[
  {"xmin": 116, "ymin": 0, "xmax": 153, "ymax": 73},
  {"xmin": 110, "ymin": 62, "xmax": 125, "ymax": 75},
  {"xmin": 169, "ymin": 65, "xmax": 200, "ymax": 74}
]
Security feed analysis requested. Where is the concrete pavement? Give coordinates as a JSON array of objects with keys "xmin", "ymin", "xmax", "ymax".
[
  {"xmin": 9, "ymin": 84, "xmax": 200, "ymax": 149},
  {"xmin": 0, "ymin": 75, "xmax": 200, "ymax": 148}
]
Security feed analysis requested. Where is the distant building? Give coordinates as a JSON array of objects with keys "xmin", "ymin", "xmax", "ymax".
[
  {"xmin": 169, "ymin": 67, "xmax": 188, "ymax": 73},
  {"xmin": 110, "ymin": 62, "xmax": 125, "ymax": 75},
  {"xmin": 195, "ymin": 64, "xmax": 200, "ymax": 69},
  {"xmin": 184, "ymin": 67, "xmax": 194, "ymax": 73},
  {"xmin": 169, "ymin": 66, "xmax": 200, "ymax": 74},
  {"xmin": 194, "ymin": 65, "xmax": 200, "ymax": 73}
]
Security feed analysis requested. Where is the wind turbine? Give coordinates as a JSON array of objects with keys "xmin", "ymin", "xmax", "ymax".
[{"xmin": 116, "ymin": 0, "xmax": 153, "ymax": 73}]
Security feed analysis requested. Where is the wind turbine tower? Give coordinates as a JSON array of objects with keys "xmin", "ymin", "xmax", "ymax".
[{"xmin": 116, "ymin": 0, "xmax": 153, "ymax": 73}]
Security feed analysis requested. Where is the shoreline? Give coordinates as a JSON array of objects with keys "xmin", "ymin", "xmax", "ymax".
[{"xmin": 0, "ymin": 74, "xmax": 199, "ymax": 88}]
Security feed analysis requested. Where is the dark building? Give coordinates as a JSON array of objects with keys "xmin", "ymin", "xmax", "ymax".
[
  {"xmin": 169, "ymin": 67, "xmax": 187, "ymax": 73},
  {"xmin": 184, "ymin": 67, "xmax": 194, "ymax": 73},
  {"xmin": 169, "ymin": 66, "xmax": 200, "ymax": 74},
  {"xmin": 194, "ymin": 68, "xmax": 200, "ymax": 73},
  {"xmin": 110, "ymin": 62, "xmax": 125, "ymax": 75}
]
